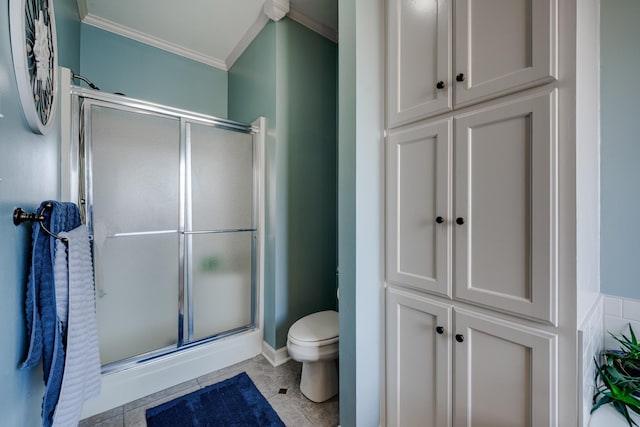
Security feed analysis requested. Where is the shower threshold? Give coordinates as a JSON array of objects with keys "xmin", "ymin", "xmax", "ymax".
[{"xmin": 101, "ymin": 324, "xmax": 257, "ymax": 374}]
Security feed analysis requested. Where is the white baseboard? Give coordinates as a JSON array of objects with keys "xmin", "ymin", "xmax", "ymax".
[{"xmin": 261, "ymin": 341, "xmax": 291, "ymax": 367}]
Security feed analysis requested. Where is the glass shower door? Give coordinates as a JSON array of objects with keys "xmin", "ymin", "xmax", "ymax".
[
  {"xmin": 186, "ymin": 123, "xmax": 255, "ymax": 342},
  {"xmin": 82, "ymin": 95, "xmax": 258, "ymax": 370},
  {"xmin": 88, "ymin": 105, "xmax": 181, "ymax": 365}
]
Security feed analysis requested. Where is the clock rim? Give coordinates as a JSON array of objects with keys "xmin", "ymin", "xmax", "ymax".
[{"xmin": 9, "ymin": 0, "xmax": 59, "ymax": 135}]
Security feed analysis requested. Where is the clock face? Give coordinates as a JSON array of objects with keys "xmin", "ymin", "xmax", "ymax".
[{"xmin": 10, "ymin": 0, "xmax": 58, "ymax": 135}]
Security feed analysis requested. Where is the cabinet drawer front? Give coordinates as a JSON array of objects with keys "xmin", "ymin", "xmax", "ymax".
[
  {"xmin": 454, "ymin": 0, "xmax": 557, "ymax": 107},
  {"xmin": 453, "ymin": 309, "xmax": 557, "ymax": 427},
  {"xmin": 386, "ymin": 288, "xmax": 452, "ymax": 427},
  {"xmin": 388, "ymin": 0, "xmax": 451, "ymax": 127},
  {"xmin": 387, "ymin": 120, "xmax": 451, "ymax": 296},
  {"xmin": 454, "ymin": 90, "xmax": 557, "ymax": 323}
]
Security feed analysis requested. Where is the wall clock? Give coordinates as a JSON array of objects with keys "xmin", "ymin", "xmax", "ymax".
[{"xmin": 10, "ymin": 0, "xmax": 58, "ymax": 135}]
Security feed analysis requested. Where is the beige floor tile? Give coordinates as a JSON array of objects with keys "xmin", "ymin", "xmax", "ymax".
[
  {"xmin": 123, "ymin": 379, "xmax": 200, "ymax": 412},
  {"xmin": 79, "ymin": 406, "xmax": 124, "ymax": 427},
  {"xmin": 79, "ymin": 354, "xmax": 339, "ymax": 427}
]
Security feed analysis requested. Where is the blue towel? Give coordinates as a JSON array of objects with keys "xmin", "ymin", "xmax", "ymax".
[{"xmin": 21, "ymin": 201, "xmax": 82, "ymax": 427}]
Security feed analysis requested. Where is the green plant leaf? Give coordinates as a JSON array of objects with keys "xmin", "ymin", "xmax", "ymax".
[
  {"xmin": 593, "ymin": 325, "xmax": 640, "ymax": 427},
  {"xmin": 592, "ymin": 395, "xmax": 613, "ymax": 413}
]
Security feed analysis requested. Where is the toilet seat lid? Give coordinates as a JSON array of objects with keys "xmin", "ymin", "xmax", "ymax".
[{"xmin": 288, "ymin": 310, "xmax": 339, "ymax": 343}]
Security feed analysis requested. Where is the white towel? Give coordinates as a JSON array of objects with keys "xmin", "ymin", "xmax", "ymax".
[
  {"xmin": 53, "ymin": 239, "xmax": 68, "ymax": 332},
  {"xmin": 52, "ymin": 225, "xmax": 101, "ymax": 427}
]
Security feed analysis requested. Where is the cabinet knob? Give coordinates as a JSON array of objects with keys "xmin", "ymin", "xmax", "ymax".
[
  {"xmin": 436, "ymin": 81, "xmax": 445, "ymax": 90},
  {"xmin": 436, "ymin": 326, "xmax": 445, "ymax": 335},
  {"xmin": 456, "ymin": 73, "xmax": 465, "ymax": 82},
  {"xmin": 455, "ymin": 334, "xmax": 465, "ymax": 343},
  {"xmin": 435, "ymin": 216, "xmax": 444, "ymax": 224},
  {"xmin": 456, "ymin": 217, "xmax": 465, "ymax": 225}
]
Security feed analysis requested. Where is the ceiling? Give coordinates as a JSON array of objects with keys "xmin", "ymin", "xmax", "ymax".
[{"xmin": 77, "ymin": 0, "xmax": 338, "ymax": 71}]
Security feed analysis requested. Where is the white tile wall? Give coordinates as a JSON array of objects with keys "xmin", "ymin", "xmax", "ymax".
[
  {"xmin": 587, "ymin": 295, "xmax": 640, "ymax": 426},
  {"xmin": 603, "ymin": 295, "xmax": 640, "ymax": 350},
  {"xmin": 578, "ymin": 297, "xmax": 604, "ymax": 427}
]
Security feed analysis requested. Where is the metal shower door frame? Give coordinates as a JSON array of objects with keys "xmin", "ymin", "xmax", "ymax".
[{"xmin": 72, "ymin": 86, "xmax": 260, "ymax": 372}]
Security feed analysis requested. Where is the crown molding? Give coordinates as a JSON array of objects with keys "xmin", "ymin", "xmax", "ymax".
[
  {"xmin": 76, "ymin": 0, "xmax": 88, "ymax": 20},
  {"xmin": 81, "ymin": 13, "xmax": 228, "ymax": 71},
  {"xmin": 264, "ymin": 0, "xmax": 289, "ymax": 21},
  {"xmin": 288, "ymin": 7, "xmax": 338, "ymax": 43},
  {"xmin": 226, "ymin": 13, "xmax": 270, "ymax": 70}
]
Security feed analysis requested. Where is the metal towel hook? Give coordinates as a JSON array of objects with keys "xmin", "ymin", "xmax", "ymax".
[{"xmin": 13, "ymin": 203, "xmax": 68, "ymax": 243}]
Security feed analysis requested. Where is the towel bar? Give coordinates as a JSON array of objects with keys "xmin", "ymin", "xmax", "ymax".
[{"xmin": 13, "ymin": 203, "xmax": 68, "ymax": 242}]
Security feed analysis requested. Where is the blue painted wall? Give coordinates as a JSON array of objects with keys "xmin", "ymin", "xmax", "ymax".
[
  {"xmin": 0, "ymin": 1, "xmax": 80, "ymax": 425},
  {"xmin": 600, "ymin": 0, "xmax": 640, "ymax": 300},
  {"xmin": 80, "ymin": 24, "xmax": 228, "ymax": 118},
  {"xmin": 229, "ymin": 18, "xmax": 338, "ymax": 350},
  {"xmin": 228, "ymin": 21, "xmax": 279, "ymax": 347}
]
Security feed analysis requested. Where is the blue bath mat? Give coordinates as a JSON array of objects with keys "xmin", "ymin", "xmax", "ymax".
[{"xmin": 145, "ymin": 372, "xmax": 285, "ymax": 427}]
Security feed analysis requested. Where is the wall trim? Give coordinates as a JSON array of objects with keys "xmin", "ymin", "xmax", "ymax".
[
  {"xmin": 77, "ymin": 3, "xmax": 337, "ymax": 73},
  {"xmin": 264, "ymin": 0, "xmax": 290, "ymax": 21},
  {"xmin": 288, "ymin": 7, "xmax": 338, "ymax": 43},
  {"xmin": 261, "ymin": 341, "xmax": 290, "ymax": 367},
  {"xmin": 226, "ymin": 13, "xmax": 270, "ymax": 70},
  {"xmin": 76, "ymin": 0, "xmax": 88, "ymax": 20},
  {"xmin": 81, "ymin": 13, "xmax": 229, "ymax": 71}
]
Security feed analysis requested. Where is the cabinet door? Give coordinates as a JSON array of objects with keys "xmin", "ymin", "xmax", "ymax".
[
  {"xmin": 388, "ymin": 0, "xmax": 451, "ymax": 127},
  {"xmin": 387, "ymin": 120, "xmax": 451, "ymax": 297},
  {"xmin": 386, "ymin": 287, "xmax": 451, "ymax": 427},
  {"xmin": 453, "ymin": 90, "xmax": 557, "ymax": 323},
  {"xmin": 454, "ymin": 0, "xmax": 557, "ymax": 107},
  {"xmin": 453, "ymin": 308, "xmax": 557, "ymax": 427}
]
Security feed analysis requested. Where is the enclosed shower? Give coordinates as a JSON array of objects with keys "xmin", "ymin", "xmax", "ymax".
[{"xmin": 65, "ymin": 83, "xmax": 265, "ymax": 414}]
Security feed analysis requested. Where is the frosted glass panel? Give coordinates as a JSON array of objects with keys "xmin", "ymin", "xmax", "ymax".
[
  {"xmin": 189, "ymin": 123, "xmax": 253, "ymax": 231},
  {"xmin": 85, "ymin": 101, "xmax": 256, "ymax": 367},
  {"xmin": 191, "ymin": 232, "xmax": 253, "ymax": 341},
  {"xmin": 94, "ymin": 233, "xmax": 179, "ymax": 364},
  {"xmin": 90, "ymin": 105, "xmax": 180, "ymax": 235}
]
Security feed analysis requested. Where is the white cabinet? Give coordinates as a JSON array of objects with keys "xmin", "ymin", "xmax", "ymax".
[
  {"xmin": 453, "ymin": 91, "xmax": 557, "ymax": 323},
  {"xmin": 386, "ymin": 120, "xmax": 451, "ymax": 297},
  {"xmin": 453, "ymin": 0, "xmax": 557, "ymax": 107},
  {"xmin": 387, "ymin": 0, "xmax": 451, "ymax": 126},
  {"xmin": 386, "ymin": 287, "xmax": 557, "ymax": 427},
  {"xmin": 385, "ymin": 0, "xmax": 599, "ymax": 425},
  {"xmin": 387, "ymin": 0, "xmax": 557, "ymax": 128},
  {"xmin": 453, "ymin": 308, "xmax": 557, "ymax": 427},
  {"xmin": 387, "ymin": 90, "xmax": 557, "ymax": 323},
  {"xmin": 386, "ymin": 288, "xmax": 451, "ymax": 427}
]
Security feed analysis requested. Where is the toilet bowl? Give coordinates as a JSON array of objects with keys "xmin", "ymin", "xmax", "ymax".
[{"xmin": 287, "ymin": 310, "xmax": 339, "ymax": 403}]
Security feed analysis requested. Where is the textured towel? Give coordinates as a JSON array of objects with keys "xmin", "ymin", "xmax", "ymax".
[
  {"xmin": 21, "ymin": 201, "xmax": 81, "ymax": 427},
  {"xmin": 52, "ymin": 225, "xmax": 101, "ymax": 427},
  {"xmin": 53, "ymin": 239, "xmax": 68, "ymax": 333}
]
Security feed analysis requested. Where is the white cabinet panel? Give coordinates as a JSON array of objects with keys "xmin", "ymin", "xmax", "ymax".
[
  {"xmin": 387, "ymin": 0, "xmax": 557, "ymax": 127},
  {"xmin": 453, "ymin": 308, "xmax": 557, "ymax": 427},
  {"xmin": 454, "ymin": 90, "xmax": 557, "ymax": 323},
  {"xmin": 454, "ymin": 0, "xmax": 557, "ymax": 106},
  {"xmin": 387, "ymin": 120, "xmax": 451, "ymax": 296},
  {"xmin": 386, "ymin": 288, "xmax": 451, "ymax": 427},
  {"xmin": 387, "ymin": 0, "xmax": 451, "ymax": 127}
]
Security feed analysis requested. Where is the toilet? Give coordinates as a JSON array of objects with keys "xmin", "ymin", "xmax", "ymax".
[{"xmin": 287, "ymin": 310, "xmax": 339, "ymax": 403}]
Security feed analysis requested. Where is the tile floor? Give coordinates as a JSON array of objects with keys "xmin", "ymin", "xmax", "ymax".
[{"xmin": 78, "ymin": 355, "xmax": 339, "ymax": 427}]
